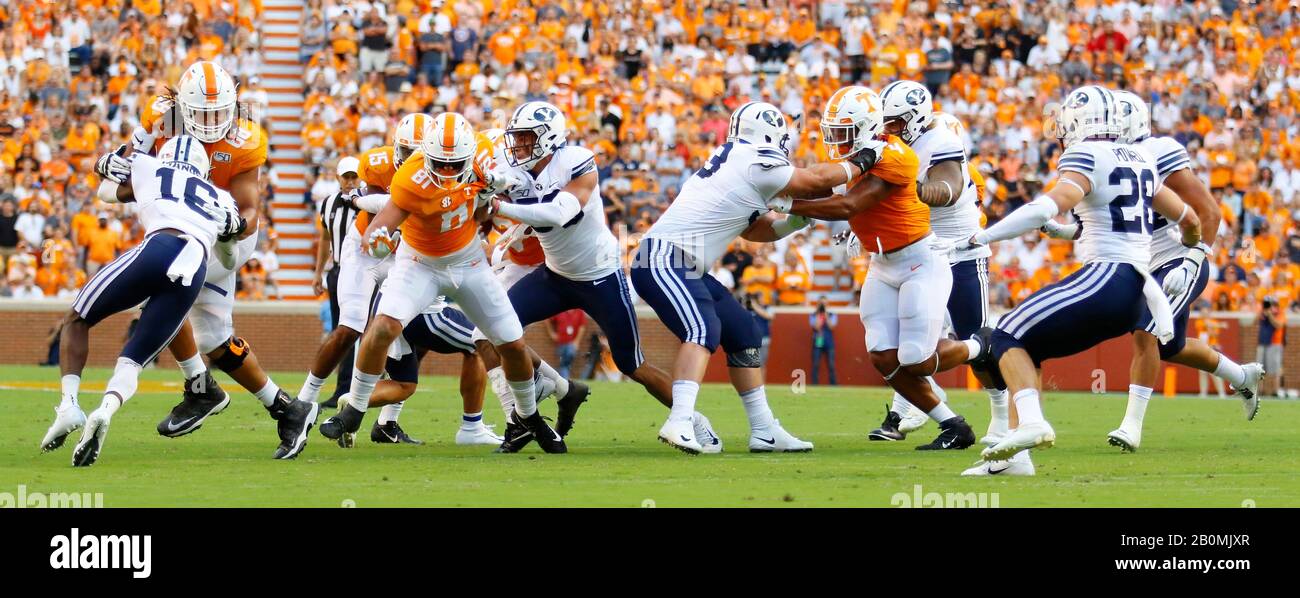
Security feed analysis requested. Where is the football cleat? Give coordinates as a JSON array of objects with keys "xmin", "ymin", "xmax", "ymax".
[
  {"xmin": 319, "ymin": 399, "xmax": 364, "ymax": 448},
  {"xmin": 554, "ymin": 379, "xmax": 590, "ymax": 437},
  {"xmin": 41, "ymin": 404, "xmax": 86, "ymax": 452},
  {"xmin": 967, "ymin": 327, "xmax": 1006, "ymax": 390},
  {"xmin": 981, "ymin": 416, "xmax": 1009, "ymax": 447},
  {"xmin": 516, "ymin": 409, "xmax": 566, "ymax": 453},
  {"xmin": 157, "ymin": 371, "xmax": 229, "ymax": 438},
  {"xmin": 493, "ymin": 416, "xmax": 533, "ymax": 453},
  {"xmin": 897, "ymin": 402, "xmax": 930, "ymax": 434},
  {"xmin": 1237, "ymin": 362, "xmax": 1264, "ymax": 421},
  {"xmin": 915, "ymin": 415, "xmax": 976, "ymax": 451},
  {"xmin": 694, "ymin": 411, "xmax": 723, "ymax": 454},
  {"xmin": 961, "ymin": 452, "xmax": 1036, "ymax": 476},
  {"xmin": 982, "ymin": 420, "xmax": 1055, "ymax": 461},
  {"xmin": 748, "ymin": 419, "xmax": 813, "ymax": 453},
  {"xmin": 1106, "ymin": 427, "xmax": 1140, "ymax": 453},
  {"xmin": 454, "ymin": 421, "xmax": 502, "ymax": 446},
  {"xmin": 372, "ymin": 420, "xmax": 424, "ymax": 445},
  {"xmin": 658, "ymin": 416, "xmax": 702, "ymax": 455},
  {"xmin": 269, "ymin": 393, "xmax": 318, "ymax": 459},
  {"xmin": 71, "ymin": 408, "xmax": 112, "ymax": 467},
  {"xmin": 867, "ymin": 405, "xmax": 906, "ymax": 441}
]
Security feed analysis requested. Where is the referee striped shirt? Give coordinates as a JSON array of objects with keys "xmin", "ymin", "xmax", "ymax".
[{"xmin": 318, "ymin": 192, "xmax": 359, "ymax": 261}]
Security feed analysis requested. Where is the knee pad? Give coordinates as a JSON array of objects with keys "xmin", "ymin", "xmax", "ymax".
[
  {"xmin": 726, "ymin": 347, "xmax": 762, "ymax": 368},
  {"xmin": 897, "ymin": 342, "xmax": 934, "ymax": 369},
  {"xmin": 210, "ymin": 336, "xmax": 251, "ymax": 373}
]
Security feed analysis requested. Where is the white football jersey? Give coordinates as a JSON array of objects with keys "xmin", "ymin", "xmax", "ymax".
[
  {"xmin": 129, "ymin": 153, "xmax": 236, "ymax": 251},
  {"xmin": 1058, "ymin": 140, "xmax": 1159, "ymax": 268},
  {"xmin": 1137, "ymin": 136, "xmax": 1194, "ymax": 269},
  {"xmin": 499, "ymin": 145, "xmax": 620, "ymax": 281},
  {"xmin": 644, "ymin": 141, "xmax": 793, "ymax": 273},
  {"xmin": 914, "ymin": 113, "xmax": 987, "ymax": 261}
]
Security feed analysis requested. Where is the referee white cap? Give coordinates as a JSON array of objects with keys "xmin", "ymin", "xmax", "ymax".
[{"xmin": 336, "ymin": 156, "xmax": 360, "ymax": 176}]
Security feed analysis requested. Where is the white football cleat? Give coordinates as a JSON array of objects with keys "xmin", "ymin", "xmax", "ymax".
[
  {"xmin": 456, "ymin": 421, "xmax": 504, "ymax": 446},
  {"xmin": 980, "ymin": 418, "xmax": 1009, "ymax": 447},
  {"xmin": 658, "ymin": 417, "xmax": 702, "ymax": 454},
  {"xmin": 981, "ymin": 420, "xmax": 1054, "ymax": 461},
  {"xmin": 72, "ymin": 408, "xmax": 112, "ymax": 467},
  {"xmin": 41, "ymin": 404, "xmax": 86, "ymax": 452},
  {"xmin": 1106, "ymin": 426, "xmax": 1141, "ymax": 453},
  {"xmin": 749, "ymin": 419, "xmax": 813, "ymax": 453},
  {"xmin": 693, "ymin": 411, "xmax": 722, "ymax": 454},
  {"xmin": 961, "ymin": 452, "xmax": 1036, "ymax": 476},
  {"xmin": 1237, "ymin": 362, "xmax": 1264, "ymax": 421},
  {"xmin": 897, "ymin": 403, "xmax": 930, "ymax": 434}
]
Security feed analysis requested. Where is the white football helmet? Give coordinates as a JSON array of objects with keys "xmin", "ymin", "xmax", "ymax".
[
  {"xmin": 393, "ymin": 113, "xmax": 431, "ymax": 167},
  {"xmin": 176, "ymin": 61, "xmax": 239, "ymax": 144},
  {"xmin": 505, "ymin": 101, "xmax": 567, "ymax": 170},
  {"xmin": 880, "ymin": 80, "xmax": 933, "ymax": 144},
  {"xmin": 821, "ymin": 86, "xmax": 884, "ymax": 160},
  {"xmin": 1112, "ymin": 90, "xmax": 1151, "ymax": 144},
  {"xmin": 423, "ymin": 112, "xmax": 478, "ymax": 189},
  {"xmin": 1058, "ymin": 85, "xmax": 1123, "ymax": 147},
  {"xmin": 727, "ymin": 101, "xmax": 791, "ymax": 153},
  {"xmin": 158, "ymin": 135, "xmax": 211, "ymax": 180}
]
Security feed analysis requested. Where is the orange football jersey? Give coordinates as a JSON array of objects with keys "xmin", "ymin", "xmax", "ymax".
[
  {"xmin": 847, "ymin": 135, "xmax": 930, "ymax": 254},
  {"xmin": 140, "ymin": 95, "xmax": 267, "ymax": 191},
  {"xmin": 353, "ymin": 145, "xmax": 399, "ymax": 236},
  {"xmin": 389, "ymin": 153, "xmax": 486, "ymax": 257}
]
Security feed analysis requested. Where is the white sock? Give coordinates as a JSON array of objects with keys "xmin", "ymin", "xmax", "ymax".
[
  {"xmin": 1123, "ymin": 384, "xmax": 1152, "ymax": 429},
  {"xmin": 962, "ymin": 338, "xmax": 982, "ymax": 361},
  {"xmin": 510, "ymin": 377, "xmax": 538, "ymax": 416},
  {"xmin": 1013, "ymin": 389, "xmax": 1044, "ymax": 425},
  {"xmin": 740, "ymin": 386, "xmax": 776, "ymax": 430},
  {"xmin": 101, "ymin": 357, "xmax": 142, "ymax": 415},
  {"xmin": 349, "ymin": 370, "xmax": 381, "ymax": 413},
  {"xmin": 254, "ymin": 380, "xmax": 282, "ymax": 407},
  {"xmin": 1213, "ymin": 354, "xmax": 1247, "ymax": 387},
  {"xmin": 927, "ymin": 376, "xmax": 948, "ymax": 403},
  {"xmin": 177, "ymin": 354, "xmax": 206, "ymax": 379},
  {"xmin": 535, "ymin": 360, "xmax": 570, "ymax": 398},
  {"xmin": 890, "ymin": 392, "xmax": 910, "ymax": 415},
  {"xmin": 462, "ymin": 411, "xmax": 483, "ymax": 429},
  {"xmin": 60, "ymin": 374, "xmax": 80, "ymax": 409},
  {"xmin": 298, "ymin": 372, "xmax": 327, "ymax": 402},
  {"xmin": 988, "ymin": 388, "xmax": 1009, "ymax": 428},
  {"xmin": 927, "ymin": 401, "xmax": 957, "ymax": 423},
  {"xmin": 669, "ymin": 380, "xmax": 698, "ymax": 422},
  {"xmin": 377, "ymin": 401, "xmax": 403, "ymax": 424},
  {"xmin": 487, "ymin": 367, "xmax": 514, "ymax": 419}
]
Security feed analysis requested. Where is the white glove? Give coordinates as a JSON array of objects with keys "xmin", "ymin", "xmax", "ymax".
[
  {"xmin": 1162, "ymin": 243, "xmax": 1209, "ymax": 300},
  {"xmin": 204, "ymin": 200, "xmax": 245, "ymax": 242},
  {"xmin": 480, "ymin": 167, "xmax": 520, "ymax": 197},
  {"xmin": 845, "ymin": 233, "xmax": 862, "ymax": 259},
  {"xmin": 1040, "ymin": 219, "xmax": 1079, "ymax": 240},
  {"xmin": 95, "ymin": 144, "xmax": 133, "ymax": 184},
  {"xmin": 767, "ymin": 196, "xmax": 794, "ymax": 214},
  {"xmin": 366, "ymin": 226, "xmax": 400, "ymax": 259}
]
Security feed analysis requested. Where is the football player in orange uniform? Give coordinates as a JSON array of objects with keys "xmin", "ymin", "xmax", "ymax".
[
  {"xmin": 91, "ymin": 61, "xmax": 317, "ymax": 460},
  {"xmin": 318, "ymin": 113, "xmax": 567, "ymax": 453},
  {"xmin": 769, "ymin": 86, "xmax": 985, "ymax": 451}
]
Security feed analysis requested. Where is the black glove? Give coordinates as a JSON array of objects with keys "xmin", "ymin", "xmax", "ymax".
[
  {"xmin": 846, "ymin": 145, "xmax": 880, "ymax": 174},
  {"xmin": 218, "ymin": 213, "xmax": 247, "ymax": 243}
]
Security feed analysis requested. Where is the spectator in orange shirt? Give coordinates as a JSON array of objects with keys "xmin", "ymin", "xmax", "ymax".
[
  {"xmin": 83, "ymin": 213, "xmax": 121, "ymax": 276},
  {"xmin": 741, "ymin": 252, "xmax": 778, "ymax": 305},
  {"xmin": 777, "ymin": 252, "xmax": 811, "ymax": 305}
]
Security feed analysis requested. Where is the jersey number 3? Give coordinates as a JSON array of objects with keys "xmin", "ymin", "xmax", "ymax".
[{"xmin": 1107, "ymin": 167, "xmax": 1155, "ymax": 234}]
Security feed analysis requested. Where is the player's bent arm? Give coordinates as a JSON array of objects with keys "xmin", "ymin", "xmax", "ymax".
[
  {"xmin": 778, "ymin": 174, "xmax": 897, "ymax": 220},
  {"xmin": 354, "ymin": 193, "xmax": 389, "ymax": 213},
  {"xmin": 1164, "ymin": 168, "xmax": 1219, "ymax": 246},
  {"xmin": 96, "ymin": 180, "xmax": 136, "ymax": 203},
  {"xmin": 917, "ymin": 159, "xmax": 964, "ymax": 207},
  {"xmin": 779, "ymin": 162, "xmax": 862, "ymax": 199},
  {"xmin": 493, "ymin": 171, "xmax": 595, "ymax": 227},
  {"xmin": 974, "ymin": 171, "xmax": 1089, "ymax": 245},
  {"xmin": 741, "ymin": 212, "xmax": 810, "ymax": 242},
  {"xmin": 364, "ymin": 200, "xmax": 411, "ymax": 238},
  {"xmin": 227, "ymin": 168, "xmax": 262, "ymax": 239},
  {"xmin": 1151, "ymin": 185, "xmax": 1201, "ymax": 247}
]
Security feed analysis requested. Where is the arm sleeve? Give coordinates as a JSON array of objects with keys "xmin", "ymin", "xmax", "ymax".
[
  {"xmin": 978, "ymin": 195, "xmax": 1059, "ymax": 245},
  {"xmin": 355, "ymin": 193, "xmax": 390, "ymax": 213},
  {"xmin": 496, "ymin": 191, "xmax": 583, "ymax": 227}
]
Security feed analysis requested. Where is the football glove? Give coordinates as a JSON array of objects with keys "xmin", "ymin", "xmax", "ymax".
[
  {"xmin": 366, "ymin": 226, "xmax": 400, "ymax": 259},
  {"xmin": 1163, "ymin": 242, "xmax": 1210, "ymax": 300},
  {"xmin": 95, "ymin": 144, "xmax": 133, "ymax": 185}
]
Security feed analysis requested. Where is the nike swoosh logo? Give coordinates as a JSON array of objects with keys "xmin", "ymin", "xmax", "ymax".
[
  {"xmin": 911, "ymin": 264, "xmax": 922, "ymax": 271},
  {"xmin": 680, "ymin": 435, "xmax": 693, "ymax": 443},
  {"xmin": 165, "ymin": 416, "xmax": 198, "ymax": 432},
  {"xmin": 942, "ymin": 439, "xmax": 955, "ymax": 448},
  {"xmin": 988, "ymin": 463, "xmax": 1011, "ymax": 475},
  {"xmin": 756, "ymin": 437, "xmax": 776, "ymax": 444},
  {"xmin": 593, "ymin": 279, "xmax": 605, "ymax": 285},
  {"xmin": 380, "ymin": 430, "xmax": 398, "ymax": 442}
]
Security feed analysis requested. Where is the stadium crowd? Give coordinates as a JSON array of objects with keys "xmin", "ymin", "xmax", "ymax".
[{"xmin": 5, "ymin": 0, "xmax": 1300, "ymax": 323}]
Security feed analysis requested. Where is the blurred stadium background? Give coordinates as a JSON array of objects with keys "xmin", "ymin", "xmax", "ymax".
[{"xmin": 0, "ymin": 0, "xmax": 1297, "ymax": 395}]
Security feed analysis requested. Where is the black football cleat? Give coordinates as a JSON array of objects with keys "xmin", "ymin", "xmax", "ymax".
[
  {"xmin": 867, "ymin": 404, "xmax": 906, "ymax": 441},
  {"xmin": 493, "ymin": 417, "xmax": 534, "ymax": 453},
  {"xmin": 319, "ymin": 402, "xmax": 365, "ymax": 448},
  {"xmin": 268, "ymin": 392, "xmax": 319, "ymax": 459},
  {"xmin": 157, "ymin": 371, "xmax": 229, "ymax": 438},
  {"xmin": 515, "ymin": 409, "xmax": 566, "ymax": 454},
  {"xmin": 915, "ymin": 415, "xmax": 976, "ymax": 451},
  {"xmin": 371, "ymin": 420, "xmax": 424, "ymax": 445},
  {"xmin": 967, "ymin": 327, "xmax": 1007, "ymax": 390},
  {"xmin": 554, "ymin": 380, "xmax": 590, "ymax": 437}
]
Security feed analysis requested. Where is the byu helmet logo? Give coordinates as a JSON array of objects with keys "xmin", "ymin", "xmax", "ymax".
[
  {"xmin": 758, "ymin": 110, "xmax": 781, "ymax": 127},
  {"xmin": 1067, "ymin": 92, "xmax": 1090, "ymax": 109},
  {"xmin": 533, "ymin": 106, "xmax": 558, "ymax": 122},
  {"xmin": 905, "ymin": 88, "xmax": 926, "ymax": 105}
]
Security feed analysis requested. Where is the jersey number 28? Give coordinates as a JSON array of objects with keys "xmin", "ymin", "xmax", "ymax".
[{"xmin": 1107, "ymin": 167, "xmax": 1155, "ymax": 234}]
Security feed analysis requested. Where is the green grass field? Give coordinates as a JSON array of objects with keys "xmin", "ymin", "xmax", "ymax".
[{"xmin": 3, "ymin": 364, "xmax": 1297, "ymax": 507}]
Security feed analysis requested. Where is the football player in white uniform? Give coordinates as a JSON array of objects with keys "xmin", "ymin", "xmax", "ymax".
[
  {"xmin": 632, "ymin": 101, "xmax": 879, "ymax": 453},
  {"xmin": 961, "ymin": 86, "xmax": 1203, "ymax": 475},
  {"xmin": 1042, "ymin": 90, "xmax": 1264, "ymax": 452},
  {"xmin": 45, "ymin": 137, "xmax": 245, "ymax": 465}
]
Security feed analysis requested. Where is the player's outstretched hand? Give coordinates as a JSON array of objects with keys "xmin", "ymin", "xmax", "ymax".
[
  {"xmin": 367, "ymin": 226, "xmax": 400, "ymax": 259},
  {"xmin": 95, "ymin": 144, "xmax": 133, "ymax": 184}
]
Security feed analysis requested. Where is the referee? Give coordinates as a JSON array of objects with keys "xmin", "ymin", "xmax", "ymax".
[{"xmin": 313, "ymin": 157, "xmax": 363, "ymax": 409}]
